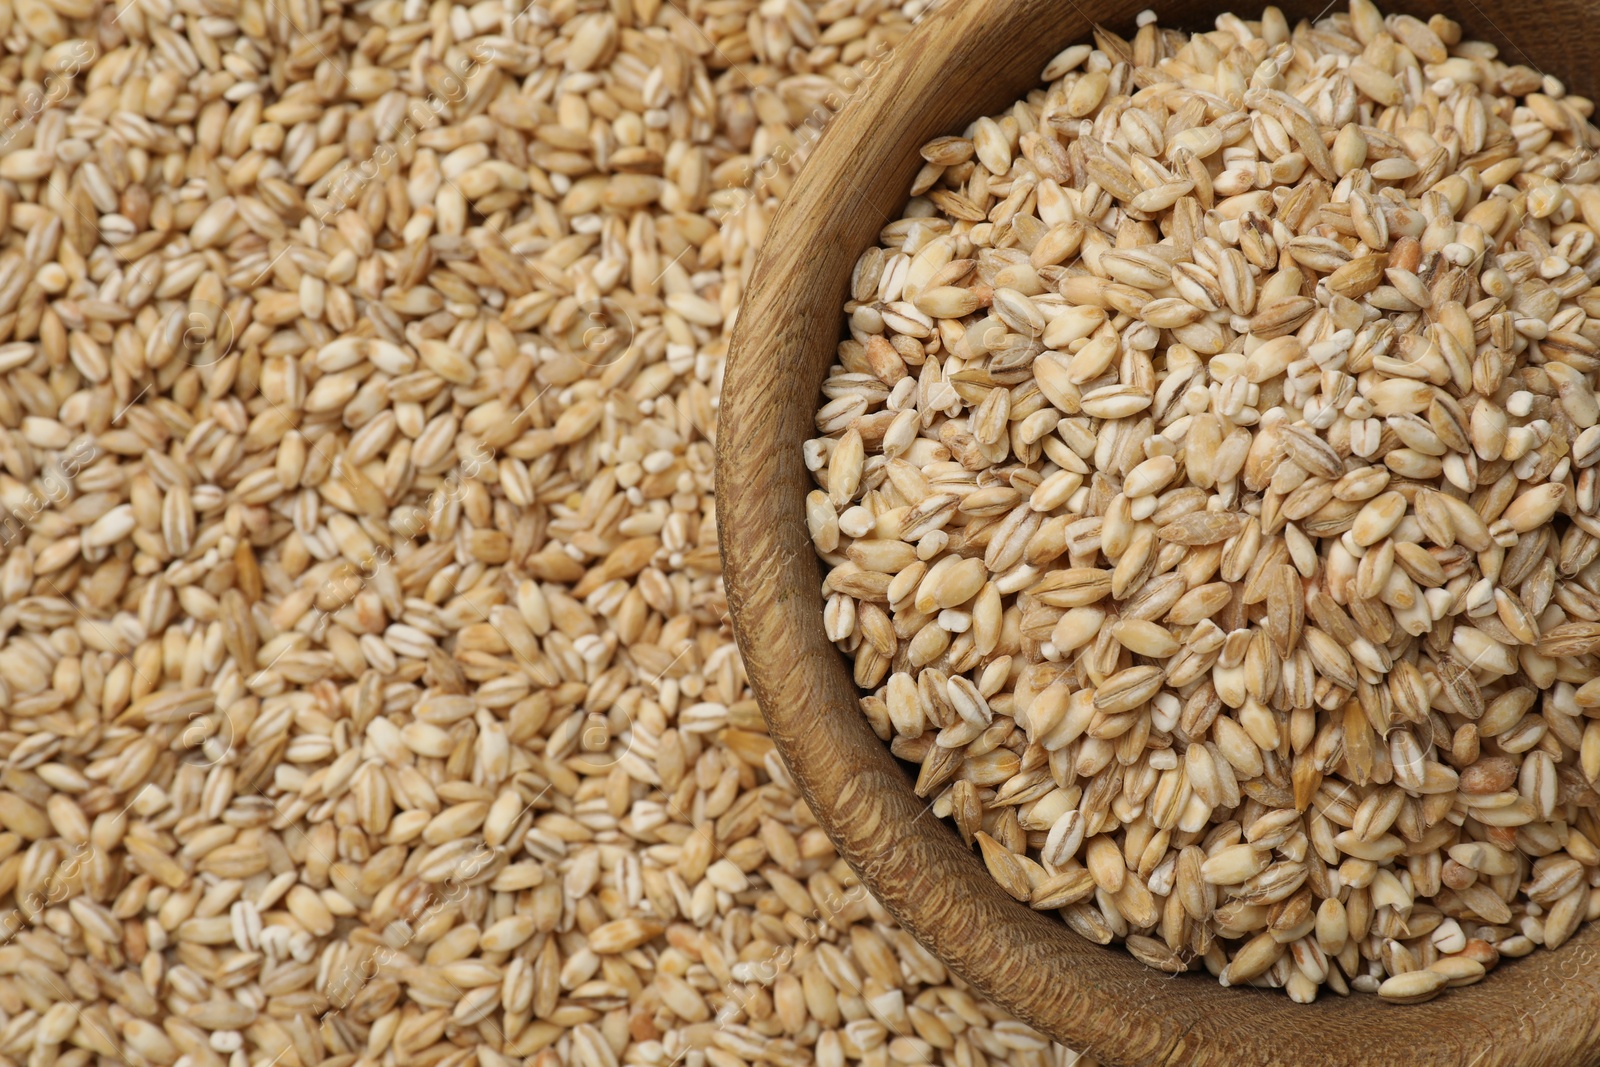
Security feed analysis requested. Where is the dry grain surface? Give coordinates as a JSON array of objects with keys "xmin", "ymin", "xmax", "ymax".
[
  {"xmin": 0, "ymin": 0, "xmax": 1077, "ymax": 1064},
  {"xmin": 810, "ymin": 0, "xmax": 1600, "ymax": 1004}
]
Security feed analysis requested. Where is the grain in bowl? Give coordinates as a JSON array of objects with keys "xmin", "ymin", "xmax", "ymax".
[{"xmin": 806, "ymin": 0, "xmax": 1600, "ymax": 1004}]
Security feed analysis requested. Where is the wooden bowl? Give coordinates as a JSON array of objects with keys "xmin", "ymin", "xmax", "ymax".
[{"xmin": 716, "ymin": 2, "xmax": 1600, "ymax": 1064}]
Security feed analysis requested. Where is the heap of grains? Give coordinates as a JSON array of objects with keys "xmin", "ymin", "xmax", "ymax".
[
  {"xmin": 0, "ymin": 0, "xmax": 1079, "ymax": 1065},
  {"xmin": 807, "ymin": 0, "xmax": 1600, "ymax": 1004}
]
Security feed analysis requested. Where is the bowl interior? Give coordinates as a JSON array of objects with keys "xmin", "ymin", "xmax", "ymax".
[{"xmin": 717, "ymin": 2, "xmax": 1600, "ymax": 1064}]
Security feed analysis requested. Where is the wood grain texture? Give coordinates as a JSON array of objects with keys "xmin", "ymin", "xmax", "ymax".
[{"xmin": 715, "ymin": 2, "xmax": 1600, "ymax": 1064}]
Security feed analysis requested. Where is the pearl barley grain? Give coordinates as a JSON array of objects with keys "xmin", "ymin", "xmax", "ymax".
[
  {"xmin": 0, "ymin": 0, "xmax": 1077, "ymax": 1065},
  {"xmin": 811, "ymin": 0, "xmax": 1600, "ymax": 1003}
]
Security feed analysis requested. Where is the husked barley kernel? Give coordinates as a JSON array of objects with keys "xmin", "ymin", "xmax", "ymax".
[
  {"xmin": 0, "ymin": 0, "xmax": 1077, "ymax": 1064},
  {"xmin": 811, "ymin": 0, "xmax": 1600, "ymax": 1003}
]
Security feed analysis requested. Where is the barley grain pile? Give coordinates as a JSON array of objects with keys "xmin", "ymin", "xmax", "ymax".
[
  {"xmin": 0, "ymin": 0, "xmax": 1077, "ymax": 1064},
  {"xmin": 809, "ymin": 0, "xmax": 1600, "ymax": 1004}
]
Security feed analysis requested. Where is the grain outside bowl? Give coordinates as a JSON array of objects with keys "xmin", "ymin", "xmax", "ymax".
[{"xmin": 717, "ymin": 0, "xmax": 1600, "ymax": 1064}]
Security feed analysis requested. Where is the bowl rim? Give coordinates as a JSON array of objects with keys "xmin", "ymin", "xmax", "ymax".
[{"xmin": 715, "ymin": 1, "xmax": 1600, "ymax": 1063}]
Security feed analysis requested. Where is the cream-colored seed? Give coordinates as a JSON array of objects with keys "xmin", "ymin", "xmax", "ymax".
[
  {"xmin": 810, "ymin": 0, "xmax": 1600, "ymax": 1004},
  {"xmin": 0, "ymin": 2, "xmax": 1078, "ymax": 1065}
]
